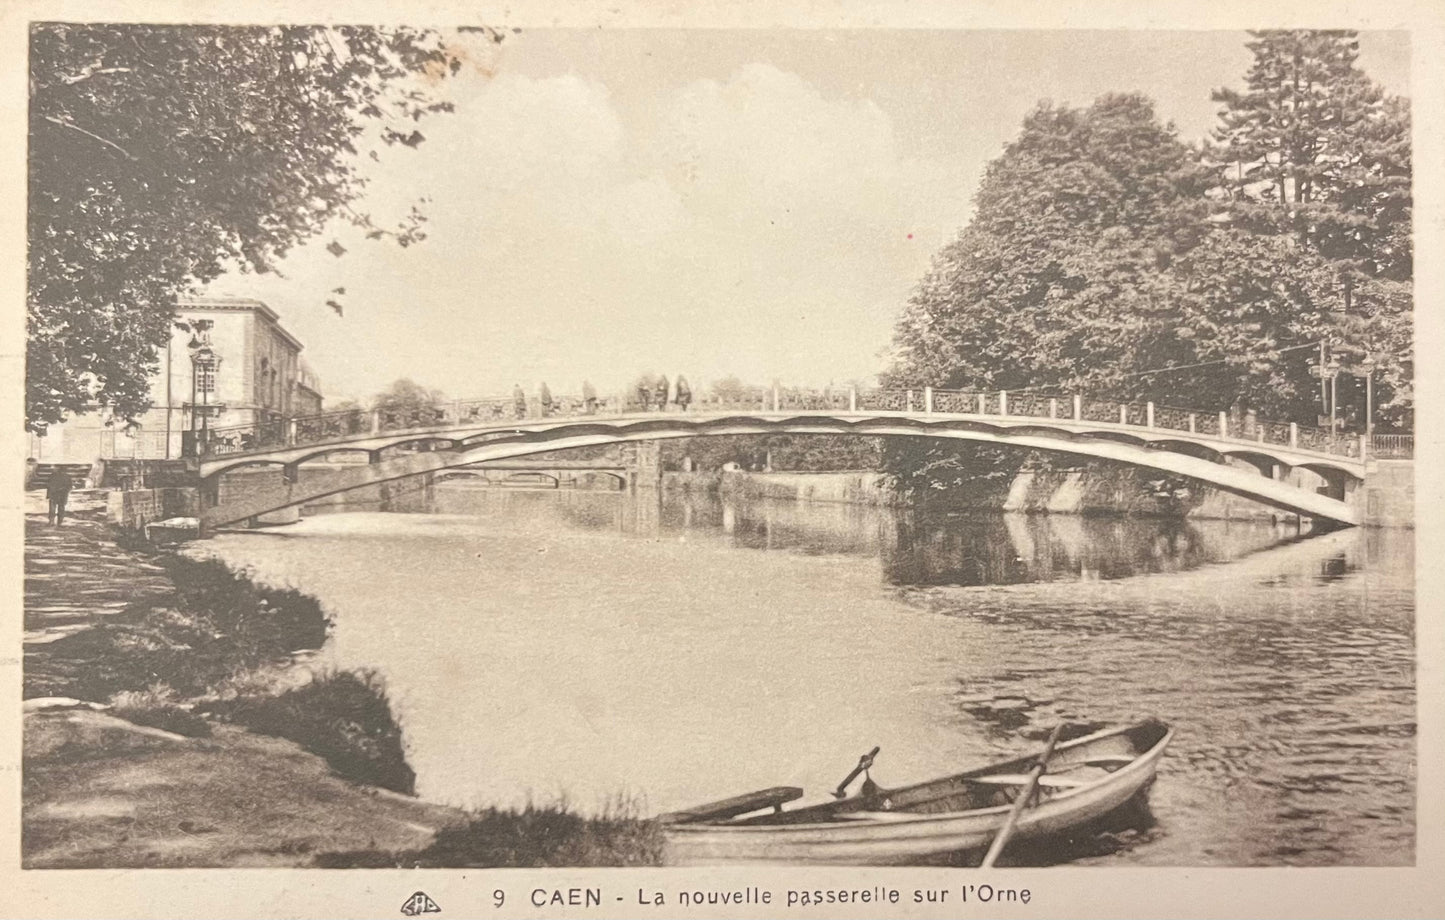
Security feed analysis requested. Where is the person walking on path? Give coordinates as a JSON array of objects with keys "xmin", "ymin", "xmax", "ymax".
[
  {"xmin": 636, "ymin": 378, "xmax": 652, "ymax": 412},
  {"xmin": 513, "ymin": 384, "xmax": 528, "ymax": 419},
  {"xmin": 46, "ymin": 471, "xmax": 72, "ymax": 526},
  {"xmin": 675, "ymin": 375, "xmax": 692, "ymax": 411},
  {"xmin": 582, "ymin": 380, "xmax": 598, "ymax": 415},
  {"xmin": 655, "ymin": 375, "xmax": 670, "ymax": 412},
  {"xmin": 540, "ymin": 382, "xmax": 554, "ymax": 417}
]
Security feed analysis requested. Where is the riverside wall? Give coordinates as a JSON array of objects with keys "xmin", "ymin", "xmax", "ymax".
[{"xmin": 665, "ymin": 464, "xmax": 1414, "ymax": 528}]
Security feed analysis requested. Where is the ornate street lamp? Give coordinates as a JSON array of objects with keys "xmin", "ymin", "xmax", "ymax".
[
  {"xmin": 188, "ymin": 337, "xmax": 223, "ymax": 453},
  {"xmin": 1312, "ymin": 355, "xmax": 1342, "ymax": 437}
]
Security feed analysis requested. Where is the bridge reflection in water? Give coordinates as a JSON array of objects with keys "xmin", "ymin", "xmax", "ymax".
[{"xmin": 372, "ymin": 484, "xmax": 1367, "ymax": 588}]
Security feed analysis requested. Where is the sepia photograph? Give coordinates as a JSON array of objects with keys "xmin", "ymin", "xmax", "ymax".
[{"xmin": 5, "ymin": 2, "xmax": 1441, "ymax": 916}]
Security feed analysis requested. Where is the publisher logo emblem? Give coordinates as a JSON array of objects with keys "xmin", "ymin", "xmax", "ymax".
[{"xmin": 401, "ymin": 892, "xmax": 441, "ymax": 916}]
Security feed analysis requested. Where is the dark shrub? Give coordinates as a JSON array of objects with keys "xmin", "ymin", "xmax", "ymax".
[{"xmin": 216, "ymin": 670, "xmax": 415, "ymax": 794}]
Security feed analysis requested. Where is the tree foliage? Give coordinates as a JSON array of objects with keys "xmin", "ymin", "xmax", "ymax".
[
  {"xmin": 887, "ymin": 94, "xmax": 1214, "ymax": 399},
  {"xmin": 373, "ymin": 378, "xmax": 445, "ymax": 412},
  {"xmin": 889, "ymin": 32, "xmax": 1411, "ymax": 429},
  {"xmin": 27, "ymin": 24, "xmax": 494, "ymax": 431}
]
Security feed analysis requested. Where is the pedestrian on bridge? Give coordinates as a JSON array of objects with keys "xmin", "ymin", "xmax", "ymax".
[
  {"xmin": 46, "ymin": 470, "xmax": 72, "ymax": 526},
  {"xmin": 637, "ymin": 379, "xmax": 652, "ymax": 411},
  {"xmin": 513, "ymin": 384, "xmax": 527, "ymax": 419},
  {"xmin": 675, "ymin": 375, "xmax": 692, "ymax": 412},
  {"xmin": 582, "ymin": 380, "xmax": 598, "ymax": 414},
  {"xmin": 540, "ymin": 382, "xmax": 554, "ymax": 417},
  {"xmin": 655, "ymin": 375, "xmax": 670, "ymax": 412}
]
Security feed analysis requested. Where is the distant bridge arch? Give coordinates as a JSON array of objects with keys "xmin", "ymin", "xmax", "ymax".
[{"xmin": 197, "ymin": 395, "xmax": 1368, "ymax": 530}]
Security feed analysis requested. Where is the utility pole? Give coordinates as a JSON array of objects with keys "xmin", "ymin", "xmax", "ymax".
[{"xmin": 1362, "ymin": 356, "xmax": 1375, "ymax": 436}]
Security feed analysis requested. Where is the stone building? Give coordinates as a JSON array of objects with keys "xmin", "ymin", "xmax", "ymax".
[{"xmin": 28, "ymin": 297, "xmax": 322, "ymax": 464}]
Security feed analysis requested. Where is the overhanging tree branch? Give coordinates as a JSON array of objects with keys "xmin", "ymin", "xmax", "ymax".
[{"xmin": 41, "ymin": 114, "xmax": 137, "ymax": 161}]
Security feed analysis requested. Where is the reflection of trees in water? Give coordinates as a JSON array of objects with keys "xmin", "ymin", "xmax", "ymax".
[
  {"xmin": 880, "ymin": 513, "xmax": 1294, "ymax": 586},
  {"xmin": 403, "ymin": 486, "xmax": 1331, "ymax": 588},
  {"xmin": 660, "ymin": 495, "xmax": 892, "ymax": 556}
]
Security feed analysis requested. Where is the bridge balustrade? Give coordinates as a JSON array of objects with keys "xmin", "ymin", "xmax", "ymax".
[
  {"xmin": 1080, "ymin": 397, "xmax": 1123, "ymax": 423},
  {"xmin": 1152, "ymin": 405, "xmax": 1196, "ymax": 433},
  {"xmin": 857, "ymin": 389, "xmax": 909, "ymax": 412},
  {"xmin": 295, "ymin": 409, "xmax": 369, "ymax": 443},
  {"xmin": 930, "ymin": 389, "xmax": 978, "ymax": 414},
  {"xmin": 197, "ymin": 383, "xmax": 1378, "ymax": 463},
  {"xmin": 1008, "ymin": 393, "xmax": 1060, "ymax": 420},
  {"xmin": 455, "ymin": 397, "xmax": 515, "ymax": 423},
  {"xmin": 202, "ymin": 419, "xmax": 288, "ymax": 456},
  {"xmin": 777, "ymin": 387, "xmax": 850, "ymax": 411},
  {"xmin": 1371, "ymin": 434, "xmax": 1414, "ymax": 459},
  {"xmin": 695, "ymin": 389, "xmax": 769, "ymax": 412},
  {"xmin": 1296, "ymin": 425, "xmax": 1360, "ymax": 457},
  {"xmin": 1257, "ymin": 420, "xmax": 1293, "ymax": 447}
]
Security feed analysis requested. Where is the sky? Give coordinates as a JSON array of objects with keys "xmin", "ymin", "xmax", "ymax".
[{"xmin": 206, "ymin": 29, "xmax": 1411, "ymax": 405}]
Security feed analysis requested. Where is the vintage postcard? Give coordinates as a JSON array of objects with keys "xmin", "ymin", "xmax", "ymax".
[{"xmin": 2, "ymin": 0, "xmax": 1441, "ymax": 917}]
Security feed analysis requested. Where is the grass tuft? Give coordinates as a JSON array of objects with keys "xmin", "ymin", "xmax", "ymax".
[
  {"xmin": 315, "ymin": 797, "xmax": 664, "ymax": 867},
  {"xmin": 211, "ymin": 670, "xmax": 415, "ymax": 795}
]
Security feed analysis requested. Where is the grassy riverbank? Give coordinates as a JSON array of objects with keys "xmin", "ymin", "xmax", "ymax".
[{"xmin": 22, "ymin": 512, "xmax": 662, "ymax": 867}]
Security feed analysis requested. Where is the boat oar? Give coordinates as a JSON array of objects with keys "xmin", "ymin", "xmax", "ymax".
[
  {"xmin": 833, "ymin": 746, "xmax": 880, "ymax": 799},
  {"xmin": 979, "ymin": 724, "xmax": 1065, "ymax": 869}
]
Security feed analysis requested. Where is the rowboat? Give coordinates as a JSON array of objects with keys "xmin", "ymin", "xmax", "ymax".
[{"xmin": 659, "ymin": 719, "xmax": 1172, "ymax": 866}]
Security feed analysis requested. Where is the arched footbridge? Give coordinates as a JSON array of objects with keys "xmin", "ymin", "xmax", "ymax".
[{"xmin": 196, "ymin": 387, "xmax": 1373, "ymax": 530}]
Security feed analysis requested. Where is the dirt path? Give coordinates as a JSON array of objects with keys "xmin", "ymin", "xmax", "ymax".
[
  {"xmin": 24, "ymin": 708, "xmax": 465, "ymax": 868},
  {"xmin": 24, "ymin": 505, "xmax": 173, "ymax": 647}
]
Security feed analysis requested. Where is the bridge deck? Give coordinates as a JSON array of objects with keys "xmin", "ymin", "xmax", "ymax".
[{"xmin": 195, "ymin": 407, "xmax": 1365, "ymax": 529}]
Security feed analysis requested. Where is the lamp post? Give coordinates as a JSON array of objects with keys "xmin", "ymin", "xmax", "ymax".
[
  {"xmin": 1325, "ymin": 358, "xmax": 1341, "ymax": 437},
  {"xmin": 188, "ymin": 340, "xmax": 222, "ymax": 454},
  {"xmin": 1360, "ymin": 357, "xmax": 1375, "ymax": 437}
]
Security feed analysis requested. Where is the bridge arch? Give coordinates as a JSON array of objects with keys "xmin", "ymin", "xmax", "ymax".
[
  {"xmin": 200, "ymin": 417, "xmax": 1361, "ymax": 529},
  {"xmin": 573, "ymin": 470, "xmax": 628, "ymax": 490}
]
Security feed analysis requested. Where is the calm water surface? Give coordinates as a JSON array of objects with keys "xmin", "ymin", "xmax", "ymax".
[{"xmin": 204, "ymin": 486, "xmax": 1415, "ymax": 866}]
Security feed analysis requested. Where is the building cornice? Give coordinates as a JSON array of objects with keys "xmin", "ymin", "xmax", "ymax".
[{"xmin": 177, "ymin": 297, "xmax": 305, "ymax": 353}]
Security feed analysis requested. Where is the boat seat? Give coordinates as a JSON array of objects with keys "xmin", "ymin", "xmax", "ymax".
[
  {"xmin": 973, "ymin": 773, "xmax": 1092, "ymax": 788},
  {"xmin": 658, "ymin": 786, "xmax": 804, "ymax": 824}
]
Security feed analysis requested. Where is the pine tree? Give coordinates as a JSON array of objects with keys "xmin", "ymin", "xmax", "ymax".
[{"xmin": 1208, "ymin": 30, "xmax": 1412, "ymax": 426}]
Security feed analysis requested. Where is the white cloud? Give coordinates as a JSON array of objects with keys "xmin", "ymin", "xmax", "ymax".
[{"xmin": 209, "ymin": 63, "xmax": 970, "ymax": 403}]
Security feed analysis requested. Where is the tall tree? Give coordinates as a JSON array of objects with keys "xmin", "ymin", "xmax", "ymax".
[
  {"xmin": 887, "ymin": 93, "xmax": 1212, "ymax": 398},
  {"xmin": 28, "ymin": 24, "xmax": 500, "ymax": 432},
  {"xmin": 1208, "ymin": 30, "xmax": 1412, "ymax": 425}
]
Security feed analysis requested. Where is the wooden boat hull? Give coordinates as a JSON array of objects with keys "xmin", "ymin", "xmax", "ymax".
[{"xmin": 663, "ymin": 721, "xmax": 1172, "ymax": 866}]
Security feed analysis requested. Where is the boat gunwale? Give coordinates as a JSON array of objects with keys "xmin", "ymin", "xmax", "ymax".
[{"xmin": 663, "ymin": 722, "xmax": 1173, "ymax": 835}]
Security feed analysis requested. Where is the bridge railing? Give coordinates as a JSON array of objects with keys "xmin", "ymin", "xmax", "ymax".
[
  {"xmin": 296, "ymin": 409, "xmax": 370, "ymax": 443},
  {"xmin": 198, "ymin": 420, "xmax": 287, "ymax": 456},
  {"xmin": 198, "ymin": 385, "xmax": 1376, "ymax": 462},
  {"xmin": 1371, "ymin": 434, "xmax": 1413, "ymax": 459}
]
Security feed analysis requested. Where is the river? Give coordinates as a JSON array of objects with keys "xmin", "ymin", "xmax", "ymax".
[{"xmin": 203, "ymin": 485, "xmax": 1415, "ymax": 866}]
